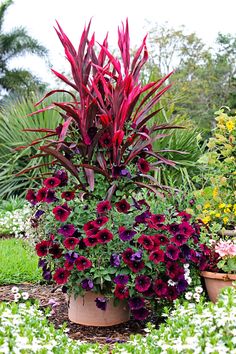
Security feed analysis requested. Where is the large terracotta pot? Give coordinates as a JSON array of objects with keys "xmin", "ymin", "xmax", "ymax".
[
  {"xmin": 201, "ymin": 271, "xmax": 236, "ymax": 303},
  {"xmin": 68, "ymin": 291, "xmax": 130, "ymax": 326}
]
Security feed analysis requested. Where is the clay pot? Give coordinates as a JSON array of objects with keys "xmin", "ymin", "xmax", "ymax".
[
  {"xmin": 218, "ymin": 229, "xmax": 236, "ymax": 237},
  {"xmin": 68, "ymin": 291, "xmax": 130, "ymax": 326},
  {"xmin": 201, "ymin": 271, "xmax": 236, "ymax": 303}
]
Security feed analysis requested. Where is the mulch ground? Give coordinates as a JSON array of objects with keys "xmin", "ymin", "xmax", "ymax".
[{"xmin": 0, "ymin": 283, "xmax": 161, "ymax": 349}]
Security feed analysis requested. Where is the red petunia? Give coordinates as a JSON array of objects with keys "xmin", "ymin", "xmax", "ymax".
[
  {"xmin": 52, "ymin": 205, "xmax": 71, "ymax": 222},
  {"xmin": 153, "ymin": 279, "xmax": 168, "ymax": 297},
  {"xmin": 91, "ymin": 216, "xmax": 109, "ymax": 229},
  {"xmin": 179, "ymin": 221, "xmax": 195, "ymax": 236},
  {"xmin": 137, "ymin": 234, "xmax": 155, "ymax": 251},
  {"xmin": 135, "ymin": 275, "xmax": 151, "ymax": 292},
  {"xmin": 97, "ymin": 229, "xmax": 113, "ymax": 244},
  {"xmin": 61, "ymin": 191, "xmax": 75, "ymax": 201},
  {"xmin": 49, "ymin": 243, "xmax": 63, "ymax": 259},
  {"xmin": 64, "ymin": 260, "xmax": 74, "ymax": 270},
  {"xmin": 43, "ymin": 177, "xmax": 61, "ymax": 189},
  {"xmin": 128, "ymin": 260, "xmax": 145, "ymax": 273},
  {"xmin": 63, "ymin": 237, "xmax": 79, "ymax": 250},
  {"xmin": 35, "ymin": 240, "xmax": 50, "ymax": 257},
  {"xmin": 122, "ymin": 248, "xmax": 134, "ymax": 264},
  {"xmin": 137, "ymin": 158, "xmax": 150, "ymax": 174},
  {"xmin": 115, "ymin": 199, "xmax": 130, "ymax": 213},
  {"xmin": 170, "ymin": 233, "xmax": 189, "ymax": 246},
  {"xmin": 36, "ymin": 187, "xmax": 48, "ymax": 202},
  {"xmin": 99, "ymin": 132, "xmax": 113, "ymax": 148},
  {"xmin": 149, "ymin": 249, "xmax": 165, "ymax": 264},
  {"xmin": 178, "ymin": 211, "xmax": 192, "ymax": 222},
  {"xmin": 153, "ymin": 234, "xmax": 169, "ymax": 247},
  {"xmin": 83, "ymin": 235, "xmax": 99, "ymax": 247},
  {"xmin": 26, "ymin": 189, "xmax": 37, "ymax": 205},
  {"xmin": 114, "ymin": 284, "xmax": 129, "ymax": 299},
  {"xmin": 75, "ymin": 256, "xmax": 92, "ymax": 271},
  {"xmin": 53, "ymin": 268, "xmax": 70, "ymax": 284},
  {"xmin": 96, "ymin": 200, "xmax": 112, "ymax": 214}
]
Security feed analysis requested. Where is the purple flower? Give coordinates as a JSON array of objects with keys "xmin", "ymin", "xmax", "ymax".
[
  {"xmin": 135, "ymin": 211, "xmax": 151, "ymax": 224},
  {"xmin": 177, "ymin": 278, "xmax": 188, "ymax": 293},
  {"xmin": 131, "ymin": 307, "xmax": 149, "ymax": 320},
  {"xmin": 120, "ymin": 169, "xmax": 131, "ymax": 178},
  {"xmin": 34, "ymin": 210, "xmax": 45, "ymax": 219},
  {"xmin": 58, "ymin": 224, "xmax": 76, "ymax": 237},
  {"xmin": 65, "ymin": 252, "xmax": 79, "ymax": 263},
  {"xmin": 43, "ymin": 269, "xmax": 52, "ymax": 281},
  {"xmin": 128, "ymin": 297, "xmax": 145, "ymax": 310},
  {"xmin": 119, "ymin": 229, "xmax": 136, "ymax": 242},
  {"xmin": 45, "ymin": 190, "xmax": 58, "ymax": 203},
  {"xmin": 38, "ymin": 259, "xmax": 47, "ymax": 269},
  {"xmin": 113, "ymin": 274, "xmax": 129, "ymax": 285},
  {"xmin": 81, "ymin": 279, "xmax": 94, "ymax": 291},
  {"xmin": 130, "ymin": 250, "xmax": 143, "ymax": 262},
  {"xmin": 166, "ymin": 244, "xmax": 180, "ymax": 261},
  {"xmin": 53, "ymin": 170, "xmax": 68, "ymax": 186},
  {"xmin": 95, "ymin": 297, "xmax": 107, "ymax": 311},
  {"xmin": 110, "ymin": 253, "xmax": 121, "ymax": 267},
  {"xmin": 135, "ymin": 275, "xmax": 151, "ymax": 292}
]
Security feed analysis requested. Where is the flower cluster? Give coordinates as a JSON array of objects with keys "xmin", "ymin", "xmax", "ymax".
[
  {"xmin": 200, "ymin": 238, "xmax": 236, "ymax": 274},
  {"xmin": 196, "ymin": 108, "xmax": 236, "ymax": 230},
  {"xmin": 28, "ymin": 171, "xmax": 206, "ymax": 320},
  {"xmin": 11, "ymin": 286, "xmax": 29, "ymax": 302},
  {"xmin": 0, "ymin": 206, "xmax": 31, "ymax": 237}
]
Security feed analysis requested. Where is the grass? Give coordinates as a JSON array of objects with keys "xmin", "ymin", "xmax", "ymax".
[{"xmin": 0, "ymin": 238, "xmax": 42, "ymax": 284}]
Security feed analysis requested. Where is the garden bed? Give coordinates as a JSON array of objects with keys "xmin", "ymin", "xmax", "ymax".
[{"xmin": 0, "ymin": 283, "xmax": 158, "ymax": 347}]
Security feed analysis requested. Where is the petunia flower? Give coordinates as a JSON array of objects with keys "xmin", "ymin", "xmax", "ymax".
[
  {"xmin": 63, "ymin": 237, "xmax": 80, "ymax": 250},
  {"xmin": 170, "ymin": 233, "xmax": 189, "ymax": 246},
  {"xmin": 52, "ymin": 205, "xmax": 71, "ymax": 222},
  {"xmin": 135, "ymin": 275, "xmax": 151, "ymax": 292},
  {"xmin": 91, "ymin": 216, "xmax": 109, "ymax": 229},
  {"xmin": 53, "ymin": 268, "xmax": 70, "ymax": 284},
  {"xmin": 97, "ymin": 229, "xmax": 113, "ymax": 244},
  {"xmin": 35, "ymin": 240, "xmax": 50, "ymax": 257},
  {"xmin": 75, "ymin": 256, "xmax": 92, "ymax": 271},
  {"xmin": 61, "ymin": 191, "xmax": 75, "ymax": 201},
  {"xmin": 49, "ymin": 243, "xmax": 63, "ymax": 259},
  {"xmin": 114, "ymin": 284, "xmax": 129, "ymax": 299},
  {"xmin": 110, "ymin": 253, "xmax": 121, "ymax": 267},
  {"xmin": 58, "ymin": 224, "xmax": 76, "ymax": 237},
  {"xmin": 115, "ymin": 199, "xmax": 131, "ymax": 213},
  {"xmin": 137, "ymin": 234, "xmax": 155, "ymax": 251},
  {"xmin": 83, "ymin": 235, "xmax": 99, "ymax": 247},
  {"xmin": 137, "ymin": 158, "xmax": 150, "ymax": 174},
  {"xmin": 153, "ymin": 279, "xmax": 168, "ymax": 297},
  {"xmin": 53, "ymin": 170, "xmax": 68, "ymax": 186},
  {"xmin": 131, "ymin": 307, "xmax": 149, "ymax": 320},
  {"xmin": 81, "ymin": 279, "xmax": 94, "ymax": 291},
  {"xmin": 43, "ymin": 177, "xmax": 61, "ymax": 189},
  {"xmin": 113, "ymin": 274, "xmax": 129, "ymax": 285},
  {"xmin": 99, "ymin": 132, "xmax": 113, "ymax": 148},
  {"xmin": 149, "ymin": 249, "xmax": 165, "ymax": 264},
  {"xmin": 26, "ymin": 189, "xmax": 37, "ymax": 205},
  {"xmin": 119, "ymin": 228, "xmax": 136, "ymax": 241},
  {"xmin": 128, "ymin": 297, "xmax": 145, "ymax": 310},
  {"xmin": 165, "ymin": 244, "xmax": 180, "ymax": 261},
  {"xmin": 96, "ymin": 200, "xmax": 112, "ymax": 214},
  {"xmin": 95, "ymin": 297, "xmax": 107, "ymax": 311}
]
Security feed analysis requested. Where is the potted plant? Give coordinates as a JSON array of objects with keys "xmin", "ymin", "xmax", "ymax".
[
  {"xmin": 200, "ymin": 237, "xmax": 236, "ymax": 302},
  {"xmin": 22, "ymin": 19, "xmax": 205, "ymax": 326}
]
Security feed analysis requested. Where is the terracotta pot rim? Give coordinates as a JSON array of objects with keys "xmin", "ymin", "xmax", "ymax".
[{"xmin": 201, "ymin": 270, "xmax": 236, "ymax": 281}]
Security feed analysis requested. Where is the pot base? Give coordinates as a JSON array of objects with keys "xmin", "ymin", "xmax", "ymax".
[
  {"xmin": 68, "ymin": 292, "xmax": 130, "ymax": 326},
  {"xmin": 201, "ymin": 271, "xmax": 236, "ymax": 303}
]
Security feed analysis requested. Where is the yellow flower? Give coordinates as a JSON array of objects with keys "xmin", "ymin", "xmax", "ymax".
[
  {"xmin": 226, "ymin": 119, "xmax": 235, "ymax": 132},
  {"xmin": 223, "ymin": 217, "xmax": 229, "ymax": 224},
  {"xmin": 204, "ymin": 202, "xmax": 211, "ymax": 209},
  {"xmin": 219, "ymin": 203, "xmax": 226, "ymax": 209},
  {"xmin": 213, "ymin": 187, "xmax": 218, "ymax": 199},
  {"xmin": 224, "ymin": 208, "xmax": 231, "ymax": 214},
  {"xmin": 215, "ymin": 213, "xmax": 221, "ymax": 218},
  {"xmin": 202, "ymin": 216, "xmax": 211, "ymax": 224}
]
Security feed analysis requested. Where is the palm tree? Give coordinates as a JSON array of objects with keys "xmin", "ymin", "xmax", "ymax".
[{"xmin": 0, "ymin": 0, "xmax": 48, "ymax": 97}]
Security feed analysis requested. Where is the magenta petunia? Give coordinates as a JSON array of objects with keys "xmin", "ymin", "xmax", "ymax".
[
  {"xmin": 113, "ymin": 274, "xmax": 129, "ymax": 285},
  {"xmin": 137, "ymin": 234, "xmax": 155, "ymax": 251},
  {"xmin": 179, "ymin": 221, "xmax": 195, "ymax": 236},
  {"xmin": 166, "ymin": 244, "xmax": 180, "ymax": 261},
  {"xmin": 53, "ymin": 170, "xmax": 68, "ymax": 186},
  {"xmin": 61, "ymin": 191, "xmax": 75, "ymax": 201},
  {"xmin": 36, "ymin": 187, "xmax": 48, "ymax": 202},
  {"xmin": 131, "ymin": 307, "xmax": 149, "ymax": 320},
  {"xmin": 43, "ymin": 177, "xmax": 61, "ymax": 189},
  {"xmin": 177, "ymin": 211, "xmax": 192, "ymax": 221},
  {"xmin": 135, "ymin": 275, "xmax": 151, "ymax": 292},
  {"xmin": 58, "ymin": 224, "xmax": 76, "ymax": 237},
  {"xmin": 170, "ymin": 233, "xmax": 189, "ymax": 246},
  {"xmin": 26, "ymin": 189, "xmax": 37, "ymax": 205},
  {"xmin": 97, "ymin": 229, "xmax": 113, "ymax": 244},
  {"xmin": 153, "ymin": 279, "xmax": 168, "ymax": 297},
  {"xmin": 128, "ymin": 260, "xmax": 145, "ymax": 273},
  {"xmin": 137, "ymin": 158, "xmax": 150, "ymax": 174},
  {"xmin": 83, "ymin": 221, "xmax": 99, "ymax": 236},
  {"xmin": 166, "ymin": 261, "xmax": 185, "ymax": 280},
  {"xmin": 128, "ymin": 297, "xmax": 145, "ymax": 310},
  {"xmin": 153, "ymin": 234, "xmax": 170, "ymax": 247},
  {"xmin": 53, "ymin": 268, "xmax": 70, "ymax": 284},
  {"xmin": 75, "ymin": 256, "xmax": 92, "ymax": 271},
  {"xmin": 167, "ymin": 223, "xmax": 180, "ymax": 235},
  {"xmin": 64, "ymin": 260, "xmax": 74, "ymax": 270},
  {"xmin": 149, "ymin": 249, "xmax": 165, "ymax": 264},
  {"xmin": 35, "ymin": 240, "xmax": 50, "ymax": 257},
  {"xmin": 96, "ymin": 200, "xmax": 112, "ymax": 214},
  {"xmin": 166, "ymin": 286, "xmax": 179, "ymax": 301},
  {"xmin": 99, "ymin": 132, "xmax": 113, "ymax": 148},
  {"xmin": 91, "ymin": 216, "xmax": 109, "ymax": 229},
  {"xmin": 114, "ymin": 284, "xmax": 129, "ymax": 299},
  {"xmin": 115, "ymin": 199, "xmax": 131, "ymax": 213},
  {"xmin": 122, "ymin": 248, "xmax": 134, "ymax": 264},
  {"xmin": 150, "ymin": 214, "xmax": 165, "ymax": 224},
  {"xmin": 83, "ymin": 235, "xmax": 99, "ymax": 247},
  {"xmin": 52, "ymin": 205, "xmax": 71, "ymax": 222},
  {"xmin": 63, "ymin": 237, "xmax": 79, "ymax": 250}
]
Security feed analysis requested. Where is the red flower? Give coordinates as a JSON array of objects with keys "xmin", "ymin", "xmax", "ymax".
[
  {"xmin": 84, "ymin": 235, "xmax": 99, "ymax": 247},
  {"xmin": 178, "ymin": 211, "xmax": 192, "ymax": 221},
  {"xmin": 179, "ymin": 221, "xmax": 194, "ymax": 236},
  {"xmin": 61, "ymin": 191, "xmax": 75, "ymax": 201},
  {"xmin": 153, "ymin": 234, "xmax": 169, "ymax": 247},
  {"xmin": 97, "ymin": 229, "xmax": 113, "ymax": 244},
  {"xmin": 52, "ymin": 205, "xmax": 71, "ymax": 222},
  {"xmin": 35, "ymin": 240, "xmax": 50, "ymax": 257},
  {"xmin": 36, "ymin": 187, "xmax": 48, "ymax": 202},
  {"xmin": 43, "ymin": 177, "xmax": 61, "ymax": 189},
  {"xmin": 170, "ymin": 233, "xmax": 189, "ymax": 246},
  {"xmin": 58, "ymin": 224, "xmax": 76, "ymax": 237},
  {"xmin": 122, "ymin": 248, "xmax": 134, "ymax": 264},
  {"xmin": 128, "ymin": 260, "xmax": 145, "ymax": 273},
  {"xmin": 114, "ymin": 284, "xmax": 129, "ymax": 299},
  {"xmin": 49, "ymin": 243, "xmax": 63, "ymax": 259},
  {"xmin": 150, "ymin": 214, "xmax": 165, "ymax": 224},
  {"xmin": 63, "ymin": 237, "xmax": 79, "ymax": 250},
  {"xmin": 131, "ymin": 307, "xmax": 149, "ymax": 320},
  {"xmin": 83, "ymin": 221, "xmax": 99, "ymax": 236},
  {"xmin": 135, "ymin": 275, "xmax": 151, "ymax": 292},
  {"xmin": 75, "ymin": 256, "xmax": 92, "ymax": 271},
  {"xmin": 137, "ymin": 158, "xmax": 150, "ymax": 174},
  {"xmin": 96, "ymin": 200, "xmax": 112, "ymax": 214},
  {"xmin": 26, "ymin": 189, "xmax": 37, "ymax": 205},
  {"xmin": 166, "ymin": 261, "xmax": 185, "ymax": 280},
  {"xmin": 64, "ymin": 260, "xmax": 74, "ymax": 270},
  {"xmin": 115, "ymin": 199, "xmax": 130, "ymax": 213},
  {"xmin": 166, "ymin": 286, "xmax": 179, "ymax": 301},
  {"xmin": 166, "ymin": 244, "xmax": 180, "ymax": 261},
  {"xmin": 149, "ymin": 249, "xmax": 165, "ymax": 264},
  {"xmin": 99, "ymin": 132, "xmax": 112, "ymax": 148},
  {"xmin": 53, "ymin": 268, "xmax": 70, "ymax": 284},
  {"xmin": 153, "ymin": 279, "xmax": 168, "ymax": 297},
  {"xmin": 91, "ymin": 216, "xmax": 109, "ymax": 229},
  {"xmin": 137, "ymin": 234, "xmax": 155, "ymax": 251}
]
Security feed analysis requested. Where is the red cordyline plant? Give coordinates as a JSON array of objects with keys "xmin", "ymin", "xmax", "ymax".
[{"xmin": 19, "ymin": 19, "xmax": 182, "ymax": 197}]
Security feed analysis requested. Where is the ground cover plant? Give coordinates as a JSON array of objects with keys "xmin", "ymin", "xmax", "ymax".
[{"xmin": 0, "ymin": 238, "xmax": 42, "ymax": 284}]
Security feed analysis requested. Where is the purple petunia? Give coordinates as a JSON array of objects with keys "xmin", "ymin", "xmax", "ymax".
[
  {"xmin": 34, "ymin": 210, "xmax": 45, "ymax": 219},
  {"xmin": 81, "ymin": 279, "xmax": 94, "ymax": 291},
  {"xmin": 110, "ymin": 253, "xmax": 121, "ymax": 267},
  {"xmin": 166, "ymin": 244, "xmax": 180, "ymax": 261},
  {"xmin": 64, "ymin": 252, "xmax": 79, "ymax": 263},
  {"xmin": 177, "ymin": 278, "xmax": 188, "ymax": 293},
  {"xmin": 130, "ymin": 250, "xmax": 143, "ymax": 262},
  {"xmin": 119, "ymin": 228, "xmax": 136, "ymax": 242},
  {"xmin": 131, "ymin": 307, "xmax": 149, "ymax": 320},
  {"xmin": 95, "ymin": 297, "xmax": 107, "ymax": 311},
  {"xmin": 113, "ymin": 274, "xmax": 129, "ymax": 285},
  {"xmin": 58, "ymin": 224, "xmax": 76, "ymax": 237},
  {"xmin": 128, "ymin": 297, "xmax": 145, "ymax": 310}
]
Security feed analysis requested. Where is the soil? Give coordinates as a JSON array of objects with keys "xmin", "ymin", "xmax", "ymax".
[{"xmin": 0, "ymin": 283, "xmax": 161, "ymax": 350}]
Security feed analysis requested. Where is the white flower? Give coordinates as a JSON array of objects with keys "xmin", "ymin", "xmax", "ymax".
[
  {"xmin": 11, "ymin": 286, "xmax": 19, "ymax": 294},
  {"xmin": 14, "ymin": 293, "xmax": 21, "ymax": 302},
  {"xmin": 195, "ymin": 286, "xmax": 203, "ymax": 294},
  {"xmin": 193, "ymin": 293, "xmax": 200, "ymax": 302},
  {"xmin": 168, "ymin": 279, "xmax": 176, "ymax": 286},
  {"xmin": 185, "ymin": 276, "xmax": 192, "ymax": 284},
  {"xmin": 21, "ymin": 292, "xmax": 29, "ymax": 300},
  {"xmin": 185, "ymin": 292, "xmax": 193, "ymax": 300},
  {"xmin": 184, "ymin": 263, "xmax": 190, "ymax": 269}
]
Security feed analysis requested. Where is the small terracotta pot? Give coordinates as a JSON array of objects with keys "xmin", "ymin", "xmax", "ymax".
[
  {"xmin": 68, "ymin": 291, "xmax": 130, "ymax": 326},
  {"xmin": 201, "ymin": 271, "xmax": 236, "ymax": 303}
]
